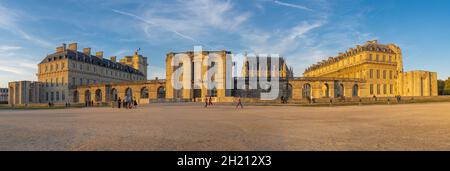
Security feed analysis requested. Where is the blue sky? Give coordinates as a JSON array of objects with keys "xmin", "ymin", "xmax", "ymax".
[{"xmin": 1, "ymin": 0, "xmax": 449, "ymax": 87}]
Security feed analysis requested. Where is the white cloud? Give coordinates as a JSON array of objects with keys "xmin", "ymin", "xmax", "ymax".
[
  {"xmin": 0, "ymin": 45, "xmax": 37, "ymax": 87},
  {"xmin": 113, "ymin": 0, "xmax": 250, "ymax": 48},
  {"xmin": 0, "ymin": 45, "xmax": 22, "ymax": 52},
  {"xmin": 0, "ymin": 4, "xmax": 52, "ymax": 48},
  {"xmin": 109, "ymin": 0, "xmax": 374, "ymax": 77},
  {"xmin": 273, "ymin": 0, "xmax": 313, "ymax": 11}
]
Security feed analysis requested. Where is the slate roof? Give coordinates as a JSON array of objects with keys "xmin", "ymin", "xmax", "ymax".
[{"xmin": 39, "ymin": 50, "xmax": 144, "ymax": 76}]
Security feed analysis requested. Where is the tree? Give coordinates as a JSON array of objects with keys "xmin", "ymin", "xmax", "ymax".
[
  {"xmin": 444, "ymin": 78, "xmax": 450, "ymax": 95},
  {"xmin": 438, "ymin": 80, "xmax": 445, "ymax": 95}
]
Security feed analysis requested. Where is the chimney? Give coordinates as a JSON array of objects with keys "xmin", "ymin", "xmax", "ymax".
[
  {"xmin": 83, "ymin": 48, "xmax": 91, "ymax": 55},
  {"xmin": 367, "ymin": 40, "xmax": 378, "ymax": 44},
  {"xmin": 56, "ymin": 43, "xmax": 66, "ymax": 53},
  {"xmin": 68, "ymin": 43, "xmax": 78, "ymax": 51},
  {"xmin": 56, "ymin": 46, "xmax": 64, "ymax": 53},
  {"xmin": 95, "ymin": 51, "xmax": 103, "ymax": 58},
  {"xmin": 110, "ymin": 56, "xmax": 117, "ymax": 62}
]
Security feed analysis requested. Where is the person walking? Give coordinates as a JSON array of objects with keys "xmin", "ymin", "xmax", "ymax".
[
  {"xmin": 208, "ymin": 96, "xmax": 213, "ymax": 106},
  {"xmin": 236, "ymin": 97, "xmax": 243, "ymax": 109},
  {"xmin": 204, "ymin": 96, "xmax": 208, "ymax": 108},
  {"xmin": 133, "ymin": 98, "xmax": 138, "ymax": 109},
  {"xmin": 118, "ymin": 97, "xmax": 122, "ymax": 109}
]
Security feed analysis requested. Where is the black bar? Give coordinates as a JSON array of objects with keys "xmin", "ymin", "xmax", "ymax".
[{"xmin": 1, "ymin": 151, "xmax": 450, "ymax": 169}]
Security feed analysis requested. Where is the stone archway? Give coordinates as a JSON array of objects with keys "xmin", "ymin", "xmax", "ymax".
[
  {"xmin": 323, "ymin": 83, "xmax": 330, "ymax": 97},
  {"xmin": 95, "ymin": 89, "xmax": 102, "ymax": 102},
  {"xmin": 287, "ymin": 84, "xmax": 293, "ymax": 99},
  {"xmin": 110, "ymin": 88, "xmax": 118, "ymax": 101},
  {"xmin": 140, "ymin": 87, "xmax": 149, "ymax": 99},
  {"xmin": 85, "ymin": 90, "xmax": 91, "ymax": 103},
  {"xmin": 352, "ymin": 84, "xmax": 359, "ymax": 97},
  {"xmin": 73, "ymin": 90, "xmax": 79, "ymax": 103},
  {"xmin": 302, "ymin": 83, "xmax": 311, "ymax": 99},
  {"xmin": 157, "ymin": 86, "xmax": 166, "ymax": 99},
  {"xmin": 125, "ymin": 87, "xmax": 133, "ymax": 102}
]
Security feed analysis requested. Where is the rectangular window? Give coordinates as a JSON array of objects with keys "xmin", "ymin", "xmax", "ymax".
[
  {"xmin": 56, "ymin": 92, "xmax": 60, "ymax": 101},
  {"xmin": 370, "ymin": 69, "xmax": 373, "ymax": 78},
  {"xmin": 62, "ymin": 92, "xmax": 65, "ymax": 101},
  {"xmin": 51, "ymin": 92, "xmax": 54, "ymax": 101},
  {"xmin": 389, "ymin": 71, "xmax": 393, "ymax": 79},
  {"xmin": 376, "ymin": 54, "xmax": 379, "ymax": 61},
  {"xmin": 46, "ymin": 92, "xmax": 49, "ymax": 101},
  {"xmin": 370, "ymin": 84, "xmax": 374, "ymax": 95},
  {"xmin": 56, "ymin": 78, "xmax": 59, "ymax": 86},
  {"xmin": 377, "ymin": 70, "xmax": 380, "ymax": 79},
  {"xmin": 383, "ymin": 55, "xmax": 386, "ymax": 61},
  {"xmin": 383, "ymin": 84, "xmax": 387, "ymax": 94},
  {"xmin": 383, "ymin": 70, "xmax": 386, "ymax": 79},
  {"xmin": 390, "ymin": 84, "xmax": 393, "ymax": 94},
  {"xmin": 389, "ymin": 56, "xmax": 392, "ymax": 62},
  {"xmin": 79, "ymin": 78, "xmax": 83, "ymax": 85}
]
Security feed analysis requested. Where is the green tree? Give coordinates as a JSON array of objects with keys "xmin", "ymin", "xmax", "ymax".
[
  {"xmin": 444, "ymin": 78, "xmax": 450, "ymax": 95},
  {"xmin": 438, "ymin": 80, "xmax": 445, "ymax": 95}
]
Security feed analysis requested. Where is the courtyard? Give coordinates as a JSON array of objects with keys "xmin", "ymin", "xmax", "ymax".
[{"xmin": 1, "ymin": 102, "xmax": 450, "ymax": 151}]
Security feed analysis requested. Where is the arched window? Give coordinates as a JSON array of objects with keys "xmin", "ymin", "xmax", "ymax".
[
  {"xmin": 352, "ymin": 84, "xmax": 359, "ymax": 97},
  {"xmin": 157, "ymin": 86, "xmax": 166, "ymax": 99},
  {"xmin": 140, "ymin": 87, "xmax": 149, "ymax": 98},
  {"xmin": 110, "ymin": 88, "xmax": 118, "ymax": 101},
  {"xmin": 302, "ymin": 83, "xmax": 311, "ymax": 99},
  {"xmin": 323, "ymin": 83, "xmax": 329, "ymax": 97},
  {"xmin": 95, "ymin": 89, "xmax": 102, "ymax": 102},
  {"xmin": 85, "ymin": 90, "xmax": 91, "ymax": 102}
]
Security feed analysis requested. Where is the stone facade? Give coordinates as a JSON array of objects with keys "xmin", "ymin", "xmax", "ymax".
[
  {"xmin": 0, "ymin": 88, "xmax": 8, "ymax": 103},
  {"xmin": 165, "ymin": 50, "xmax": 233, "ymax": 101},
  {"xmin": 9, "ymin": 43, "xmax": 148, "ymax": 105},
  {"xmin": 7, "ymin": 40, "xmax": 439, "ymax": 106},
  {"xmin": 302, "ymin": 40, "xmax": 437, "ymax": 98},
  {"xmin": 8, "ymin": 81, "xmax": 42, "ymax": 105},
  {"xmin": 73, "ymin": 80, "xmax": 165, "ymax": 105}
]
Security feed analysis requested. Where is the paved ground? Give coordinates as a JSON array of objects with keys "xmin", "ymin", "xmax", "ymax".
[{"xmin": 1, "ymin": 102, "xmax": 450, "ymax": 151}]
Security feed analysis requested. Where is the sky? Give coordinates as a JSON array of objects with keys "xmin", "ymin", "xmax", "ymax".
[{"xmin": 1, "ymin": 0, "xmax": 450, "ymax": 87}]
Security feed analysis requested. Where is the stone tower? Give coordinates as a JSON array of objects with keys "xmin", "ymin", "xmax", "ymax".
[{"xmin": 119, "ymin": 51, "xmax": 148, "ymax": 79}]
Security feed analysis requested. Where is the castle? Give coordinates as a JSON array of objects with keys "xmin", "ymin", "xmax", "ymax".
[{"xmin": 7, "ymin": 40, "xmax": 438, "ymax": 106}]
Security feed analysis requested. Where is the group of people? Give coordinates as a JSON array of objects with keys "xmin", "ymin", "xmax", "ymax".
[
  {"xmin": 280, "ymin": 96, "xmax": 289, "ymax": 104},
  {"xmin": 85, "ymin": 100, "xmax": 95, "ymax": 107},
  {"xmin": 204, "ymin": 96, "xmax": 214, "ymax": 108},
  {"xmin": 47, "ymin": 102, "xmax": 55, "ymax": 107},
  {"xmin": 114, "ymin": 97, "xmax": 138, "ymax": 109},
  {"xmin": 395, "ymin": 95, "xmax": 402, "ymax": 103},
  {"xmin": 203, "ymin": 96, "xmax": 243, "ymax": 109}
]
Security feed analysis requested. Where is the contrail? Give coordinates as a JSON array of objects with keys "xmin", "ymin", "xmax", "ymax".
[
  {"xmin": 111, "ymin": 9, "xmax": 212, "ymax": 48},
  {"xmin": 273, "ymin": 0, "xmax": 313, "ymax": 11}
]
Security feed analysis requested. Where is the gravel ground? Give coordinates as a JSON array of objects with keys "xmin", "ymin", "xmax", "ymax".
[{"xmin": 1, "ymin": 102, "xmax": 450, "ymax": 151}]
